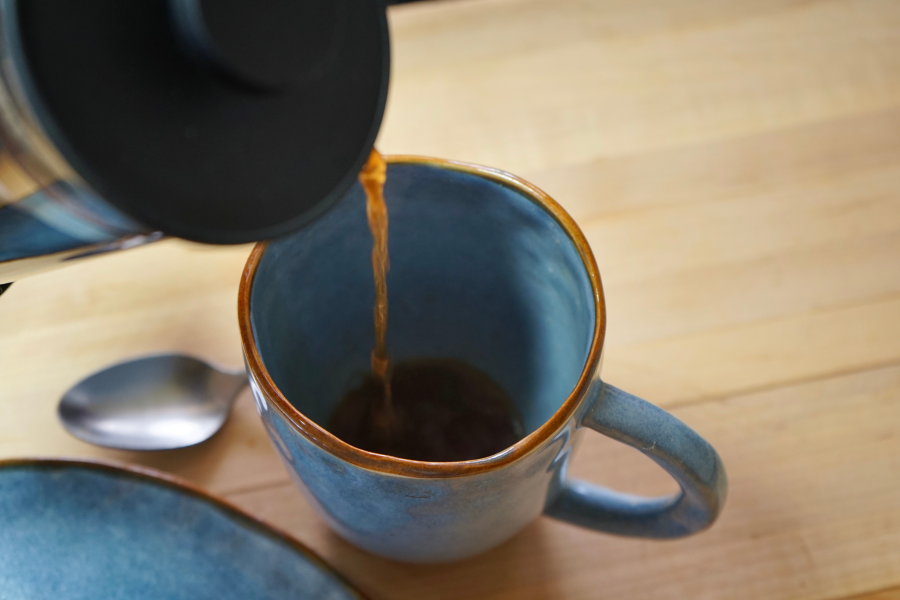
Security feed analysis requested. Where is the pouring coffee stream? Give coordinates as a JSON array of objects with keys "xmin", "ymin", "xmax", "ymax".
[
  {"xmin": 360, "ymin": 150, "xmax": 393, "ymax": 412},
  {"xmin": 328, "ymin": 151, "xmax": 526, "ymax": 462}
]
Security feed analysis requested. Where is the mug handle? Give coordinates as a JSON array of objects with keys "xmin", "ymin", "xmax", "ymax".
[{"xmin": 544, "ymin": 382, "xmax": 727, "ymax": 538}]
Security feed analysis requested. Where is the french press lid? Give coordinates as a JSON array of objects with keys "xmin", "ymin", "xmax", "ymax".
[{"xmin": 6, "ymin": 0, "xmax": 389, "ymax": 244}]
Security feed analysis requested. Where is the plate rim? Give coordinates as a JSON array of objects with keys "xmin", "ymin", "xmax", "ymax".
[{"xmin": 0, "ymin": 456, "xmax": 373, "ymax": 600}]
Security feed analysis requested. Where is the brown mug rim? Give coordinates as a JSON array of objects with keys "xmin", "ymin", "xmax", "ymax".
[{"xmin": 237, "ymin": 155, "xmax": 606, "ymax": 478}]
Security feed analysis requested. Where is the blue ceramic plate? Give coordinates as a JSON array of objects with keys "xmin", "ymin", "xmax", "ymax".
[{"xmin": 0, "ymin": 459, "xmax": 368, "ymax": 600}]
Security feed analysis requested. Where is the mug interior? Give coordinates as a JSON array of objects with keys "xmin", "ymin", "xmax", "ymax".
[{"xmin": 250, "ymin": 160, "xmax": 595, "ymax": 440}]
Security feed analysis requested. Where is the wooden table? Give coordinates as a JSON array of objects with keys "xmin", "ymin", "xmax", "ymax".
[{"xmin": 2, "ymin": 0, "xmax": 899, "ymax": 598}]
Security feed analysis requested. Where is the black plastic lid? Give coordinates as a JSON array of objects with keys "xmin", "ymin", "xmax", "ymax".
[{"xmin": 9, "ymin": 0, "xmax": 389, "ymax": 244}]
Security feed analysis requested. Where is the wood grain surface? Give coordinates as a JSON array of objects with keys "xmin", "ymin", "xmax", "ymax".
[{"xmin": 2, "ymin": 0, "xmax": 899, "ymax": 598}]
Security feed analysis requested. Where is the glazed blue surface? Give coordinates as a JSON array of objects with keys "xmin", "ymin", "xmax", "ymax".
[
  {"xmin": 246, "ymin": 160, "xmax": 727, "ymax": 563},
  {"xmin": 252, "ymin": 162, "xmax": 595, "ymax": 434},
  {"xmin": 256, "ymin": 393, "xmax": 566, "ymax": 562},
  {"xmin": 544, "ymin": 382, "xmax": 728, "ymax": 537},
  {"xmin": 0, "ymin": 462, "xmax": 365, "ymax": 600}
]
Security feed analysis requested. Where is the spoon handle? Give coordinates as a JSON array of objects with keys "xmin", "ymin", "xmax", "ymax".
[{"xmin": 210, "ymin": 369, "xmax": 248, "ymax": 407}]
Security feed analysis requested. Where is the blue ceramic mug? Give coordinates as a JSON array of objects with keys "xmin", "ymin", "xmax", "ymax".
[{"xmin": 239, "ymin": 156, "xmax": 727, "ymax": 563}]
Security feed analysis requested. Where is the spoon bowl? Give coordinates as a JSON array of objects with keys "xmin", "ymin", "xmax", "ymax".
[{"xmin": 59, "ymin": 354, "xmax": 247, "ymax": 451}]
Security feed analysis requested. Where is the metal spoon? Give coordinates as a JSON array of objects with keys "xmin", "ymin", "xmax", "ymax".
[{"xmin": 58, "ymin": 354, "xmax": 247, "ymax": 451}]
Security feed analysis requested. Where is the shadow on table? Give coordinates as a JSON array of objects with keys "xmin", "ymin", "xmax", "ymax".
[{"xmin": 320, "ymin": 518, "xmax": 560, "ymax": 600}]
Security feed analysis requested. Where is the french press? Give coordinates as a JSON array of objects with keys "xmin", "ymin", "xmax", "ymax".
[{"xmin": 0, "ymin": 0, "xmax": 389, "ymax": 288}]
